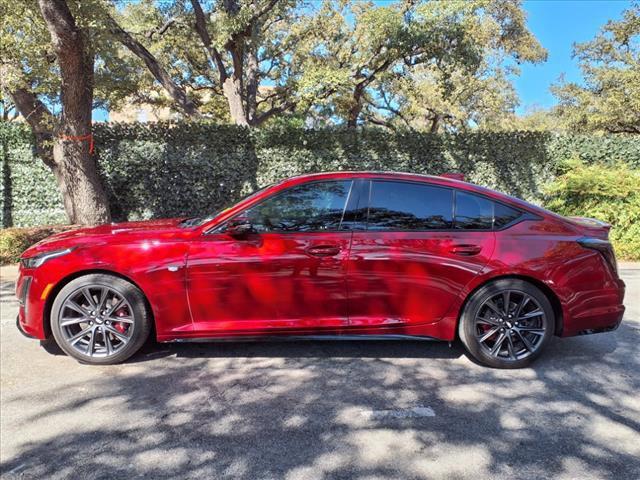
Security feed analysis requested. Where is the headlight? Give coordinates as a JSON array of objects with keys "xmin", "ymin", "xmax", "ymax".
[{"xmin": 21, "ymin": 248, "xmax": 74, "ymax": 269}]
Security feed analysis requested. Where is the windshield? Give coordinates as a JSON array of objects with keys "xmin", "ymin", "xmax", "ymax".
[{"xmin": 179, "ymin": 183, "xmax": 274, "ymax": 227}]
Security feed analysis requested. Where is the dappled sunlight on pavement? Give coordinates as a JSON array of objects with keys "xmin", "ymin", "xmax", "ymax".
[{"xmin": 1, "ymin": 267, "xmax": 639, "ymax": 479}]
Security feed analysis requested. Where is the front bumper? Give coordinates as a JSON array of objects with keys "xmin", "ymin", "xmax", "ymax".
[
  {"xmin": 16, "ymin": 315, "xmax": 37, "ymax": 339},
  {"xmin": 15, "ymin": 269, "xmax": 49, "ymax": 340}
]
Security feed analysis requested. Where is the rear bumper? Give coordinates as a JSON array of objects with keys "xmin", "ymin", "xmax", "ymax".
[{"xmin": 560, "ymin": 278, "xmax": 626, "ymax": 337}]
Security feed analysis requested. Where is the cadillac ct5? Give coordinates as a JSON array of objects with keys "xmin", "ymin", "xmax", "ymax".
[{"xmin": 16, "ymin": 172, "xmax": 625, "ymax": 368}]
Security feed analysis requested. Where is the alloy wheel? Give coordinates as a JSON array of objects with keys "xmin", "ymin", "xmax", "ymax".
[
  {"xmin": 58, "ymin": 285, "xmax": 135, "ymax": 358},
  {"xmin": 474, "ymin": 290, "xmax": 547, "ymax": 361}
]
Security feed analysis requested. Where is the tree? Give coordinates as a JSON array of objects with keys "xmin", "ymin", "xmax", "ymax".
[
  {"xmin": 508, "ymin": 106, "xmax": 567, "ymax": 132},
  {"xmin": 109, "ymin": 0, "xmax": 307, "ymax": 126},
  {"xmin": 361, "ymin": 63, "xmax": 521, "ymax": 132},
  {"xmin": 552, "ymin": 3, "xmax": 640, "ymax": 134},
  {"xmin": 1, "ymin": 0, "xmax": 111, "ymax": 225},
  {"xmin": 294, "ymin": 0, "xmax": 546, "ymax": 129},
  {"xmin": 107, "ymin": 0, "xmax": 545, "ymax": 129}
]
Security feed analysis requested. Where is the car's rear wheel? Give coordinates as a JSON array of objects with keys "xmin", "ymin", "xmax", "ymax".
[
  {"xmin": 50, "ymin": 274, "xmax": 151, "ymax": 365},
  {"xmin": 459, "ymin": 279, "xmax": 555, "ymax": 369}
]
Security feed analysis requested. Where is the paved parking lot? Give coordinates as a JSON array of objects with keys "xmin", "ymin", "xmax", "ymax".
[{"xmin": 1, "ymin": 265, "xmax": 639, "ymax": 479}]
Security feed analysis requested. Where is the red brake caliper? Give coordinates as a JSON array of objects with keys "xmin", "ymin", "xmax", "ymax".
[{"xmin": 113, "ymin": 307, "xmax": 129, "ymax": 333}]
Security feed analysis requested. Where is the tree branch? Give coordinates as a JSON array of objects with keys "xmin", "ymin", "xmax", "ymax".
[
  {"xmin": 8, "ymin": 88, "xmax": 56, "ymax": 167},
  {"xmin": 254, "ymin": 99, "xmax": 296, "ymax": 125},
  {"xmin": 108, "ymin": 15, "xmax": 200, "ymax": 117},
  {"xmin": 145, "ymin": 18, "xmax": 176, "ymax": 40},
  {"xmin": 190, "ymin": 0, "xmax": 227, "ymax": 83},
  {"xmin": 251, "ymin": 0, "xmax": 280, "ymax": 23},
  {"xmin": 8, "ymin": 88, "xmax": 55, "ymax": 168}
]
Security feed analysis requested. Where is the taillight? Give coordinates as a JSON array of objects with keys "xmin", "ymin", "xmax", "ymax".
[{"xmin": 578, "ymin": 237, "xmax": 618, "ymax": 276}]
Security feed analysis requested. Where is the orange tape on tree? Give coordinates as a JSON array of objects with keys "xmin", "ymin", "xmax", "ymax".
[{"xmin": 59, "ymin": 133, "xmax": 94, "ymax": 154}]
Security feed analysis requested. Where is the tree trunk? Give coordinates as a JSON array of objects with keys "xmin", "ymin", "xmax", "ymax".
[
  {"xmin": 245, "ymin": 28, "xmax": 259, "ymax": 124},
  {"xmin": 38, "ymin": 0, "xmax": 110, "ymax": 225},
  {"xmin": 429, "ymin": 114, "xmax": 441, "ymax": 133},
  {"xmin": 347, "ymin": 82, "xmax": 366, "ymax": 128},
  {"xmin": 347, "ymin": 104, "xmax": 362, "ymax": 128},
  {"xmin": 223, "ymin": 77, "xmax": 249, "ymax": 126},
  {"xmin": 51, "ymin": 142, "xmax": 111, "ymax": 224}
]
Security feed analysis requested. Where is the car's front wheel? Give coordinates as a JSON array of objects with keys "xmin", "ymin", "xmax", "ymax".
[
  {"xmin": 459, "ymin": 279, "xmax": 555, "ymax": 369},
  {"xmin": 50, "ymin": 274, "xmax": 151, "ymax": 365}
]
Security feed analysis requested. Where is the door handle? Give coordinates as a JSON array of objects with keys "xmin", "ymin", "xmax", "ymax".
[
  {"xmin": 306, "ymin": 245, "xmax": 341, "ymax": 257},
  {"xmin": 450, "ymin": 244, "xmax": 482, "ymax": 256}
]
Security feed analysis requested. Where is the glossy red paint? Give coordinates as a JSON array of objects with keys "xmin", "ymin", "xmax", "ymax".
[{"xmin": 17, "ymin": 172, "xmax": 625, "ymax": 345}]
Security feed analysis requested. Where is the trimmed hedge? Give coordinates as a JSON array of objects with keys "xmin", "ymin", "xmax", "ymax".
[{"xmin": 2, "ymin": 121, "xmax": 640, "ymax": 228}]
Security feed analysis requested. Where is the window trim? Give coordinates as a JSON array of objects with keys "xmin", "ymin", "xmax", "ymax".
[
  {"xmin": 362, "ymin": 179, "xmax": 536, "ymax": 233},
  {"xmin": 208, "ymin": 179, "xmax": 357, "ymax": 235}
]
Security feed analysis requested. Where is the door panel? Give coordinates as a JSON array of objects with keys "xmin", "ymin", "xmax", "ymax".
[
  {"xmin": 187, "ymin": 233, "xmax": 352, "ymax": 332},
  {"xmin": 347, "ymin": 231, "xmax": 495, "ymax": 327},
  {"xmin": 186, "ymin": 179, "xmax": 357, "ymax": 334},
  {"xmin": 346, "ymin": 179, "xmax": 496, "ymax": 328}
]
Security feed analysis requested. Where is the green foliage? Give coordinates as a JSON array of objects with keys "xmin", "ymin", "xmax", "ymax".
[
  {"xmin": 297, "ymin": 0, "xmax": 546, "ymax": 127},
  {"xmin": 0, "ymin": 225, "xmax": 74, "ymax": 264},
  {"xmin": 2, "ymin": 121, "xmax": 640, "ymax": 257},
  {"xmin": 362, "ymin": 0, "xmax": 547, "ymax": 132},
  {"xmin": 0, "ymin": 0, "xmax": 131, "ymax": 108},
  {"xmin": 552, "ymin": 3, "xmax": 640, "ymax": 134},
  {"xmin": 544, "ymin": 160, "xmax": 640, "ymax": 260},
  {"xmin": 0, "ymin": 122, "xmax": 67, "ymax": 227}
]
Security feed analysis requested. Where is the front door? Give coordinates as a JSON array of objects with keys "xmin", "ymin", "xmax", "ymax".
[
  {"xmin": 347, "ymin": 180, "xmax": 496, "ymax": 328},
  {"xmin": 186, "ymin": 179, "xmax": 356, "ymax": 334}
]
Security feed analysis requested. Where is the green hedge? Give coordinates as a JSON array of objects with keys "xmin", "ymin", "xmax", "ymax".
[{"xmin": 2, "ymin": 121, "xmax": 640, "ymax": 228}]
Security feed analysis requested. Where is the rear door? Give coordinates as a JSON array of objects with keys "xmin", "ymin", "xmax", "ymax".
[{"xmin": 347, "ymin": 180, "xmax": 497, "ymax": 328}]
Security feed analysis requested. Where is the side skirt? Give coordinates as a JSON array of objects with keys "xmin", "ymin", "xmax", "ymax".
[{"xmin": 165, "ymin": 334, "xmax": 440, "ymax": 344}]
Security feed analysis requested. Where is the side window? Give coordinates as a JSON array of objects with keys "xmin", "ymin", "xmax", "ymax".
[
  {"xmin": 454, "ymin": 191, "xmax": 523, "ymax": 229},
  {"xmin": 494, "ymin": 202, "xmax": 522, "ymax": 228},
  {"xmin": 242, "ymin": 180, "xmax": 353, "ymax": 232},
  {"xmin": 367, "ymin": 181, "xmax": 453, "ymax": 230},
  {"xmin": 454, "ymin": 191, "xmax": 493, "ymax": 229}
]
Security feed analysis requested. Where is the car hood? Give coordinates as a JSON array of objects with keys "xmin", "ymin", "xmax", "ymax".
[{"xmin": 23, "ymin": 218, "xmax": 193, "ymax": 257}]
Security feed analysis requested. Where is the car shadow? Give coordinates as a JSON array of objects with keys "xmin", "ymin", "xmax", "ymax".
[{"xmin": 131, "ymin": 338, "xmax": 465, "ymax": 362}]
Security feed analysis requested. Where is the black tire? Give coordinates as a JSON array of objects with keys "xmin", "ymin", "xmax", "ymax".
[
  {"xmin": 50, "ymin": 274, "xmax": 151, "ymax": 365},
  {"xmin": 458, "ymin": 279, "xmax": 555, "ymax": 369}
]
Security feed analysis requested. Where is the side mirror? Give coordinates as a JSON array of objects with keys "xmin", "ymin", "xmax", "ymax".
[{"xmin": 225, "ymin": 217, "xmax": 255, "ymax": 237}]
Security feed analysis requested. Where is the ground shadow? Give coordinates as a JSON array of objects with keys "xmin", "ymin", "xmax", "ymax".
[{"xmin": 2, "ymin": 318, "xmax": 638, "ymax": 479}]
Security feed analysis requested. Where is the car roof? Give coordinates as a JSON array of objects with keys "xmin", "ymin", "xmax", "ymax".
[
  {"xmin": 278, "ymin": 171, "xmax": 550, "ymax": 216},
  {"xmin": 281, "ymin": 170, "xmax": 467, "ymax": 187}
]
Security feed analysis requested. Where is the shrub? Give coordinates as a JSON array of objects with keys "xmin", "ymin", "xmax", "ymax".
[
  {"xmin": 0, "ymin": 225, "xmax": 76, "ymax": 265},
  {"xmin": 544, "ymin": 160, "xmax": 640, "ymax": 260}
]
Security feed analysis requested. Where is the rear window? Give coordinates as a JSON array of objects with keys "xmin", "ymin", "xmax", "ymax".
[
  {"xmin": 494, "ymin": 202, "xmax": 522, "ymax": 228},
  {"xmin": 454, "ymin": 191, "xmax": 522, "ymax": 230}
]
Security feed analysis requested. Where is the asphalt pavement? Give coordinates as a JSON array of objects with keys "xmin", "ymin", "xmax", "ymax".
[{"xmin": 1, "ymin": 264, "xmax": 639, "ymax": 480}]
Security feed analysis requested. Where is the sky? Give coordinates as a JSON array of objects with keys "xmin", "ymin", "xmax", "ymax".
[{"xmin": 515, "ymin": 0, "xmax": 630, "ymax": 114}]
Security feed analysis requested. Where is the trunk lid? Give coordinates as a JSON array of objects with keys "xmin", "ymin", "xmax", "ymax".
[{"xmin": 565, "ymin": 216, "xmax": 611, "ymax": 240}]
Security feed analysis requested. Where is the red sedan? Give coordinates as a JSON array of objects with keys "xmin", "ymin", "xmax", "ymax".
[{"xmin": 16, "ymin": 172, "xmax": 625, "ymax": 368}]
